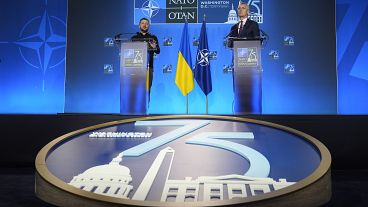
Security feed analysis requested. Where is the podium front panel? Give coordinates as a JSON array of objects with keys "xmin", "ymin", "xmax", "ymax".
[
  {"xmin": 233, "ymin": 40, "xmax": 262, "ymax": 114},
  {"xmin": 120, "ymin": 42, "xmax": 148, "ymax": 114}
]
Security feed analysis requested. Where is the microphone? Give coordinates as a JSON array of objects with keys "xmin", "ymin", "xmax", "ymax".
[
  {"xmin": 114, "ymin": 32, "xmax": 136, "ymax": 42},
  {"xmin": 114, "ymin": 33, "xmax": 122, "ymax": 40},
  {"xmin": 259, "ymin": 29, "xmax": 269, "ymax": 46},
  {"xmin": 260, "ymin": 29, "xmax": 269, "ymax": 39}
]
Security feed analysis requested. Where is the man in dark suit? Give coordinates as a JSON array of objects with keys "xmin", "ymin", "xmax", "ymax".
[
  {"xmin": 131, "ymin": 17, "xmax": 160, "ymax": 98},
  {"xmin": 228, "ymin": 3, "xmax": 260, "ymax": 39}
]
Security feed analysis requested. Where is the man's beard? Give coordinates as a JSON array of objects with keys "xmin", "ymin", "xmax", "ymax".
[{"xmin": 140, "ymin": 28, "xmax": 148, "ymax": 33}]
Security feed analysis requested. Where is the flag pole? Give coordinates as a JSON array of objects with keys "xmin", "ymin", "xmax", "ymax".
[
  {"xmin": 186, "ymin": 95, "xmax": 189, "ymax": 114},
  {"xmin": 186, "ymin": 16, "xmax": 189, "ymax": 115},
  {"xmin": 204, "ymin": 13, "xmax": 207, "ymax": 115}
]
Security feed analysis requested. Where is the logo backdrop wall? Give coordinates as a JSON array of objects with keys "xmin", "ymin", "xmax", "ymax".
[
  {"xmin": 65, "ymin": 0, "xmax": 337, "ymax": 114},
  {"xmin": 1, "ymin": 0, "xmax": 368, "ymax": 114}
]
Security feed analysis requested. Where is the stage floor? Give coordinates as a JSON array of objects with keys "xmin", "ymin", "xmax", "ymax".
[{"xmin": 1, "ymin": 167, "xmax": 367, "ymax": 207}]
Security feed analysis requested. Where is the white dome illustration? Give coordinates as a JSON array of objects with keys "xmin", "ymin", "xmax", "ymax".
[
  {"xmin": 83, "ymin": 164, "xmax": 131, "ymax": 177},
  {"xmin": 225, "ymin": 4, "xmax": 238, "ymax": 24},
  {"xmin": 69, "ymin": 163, "xmax": 133, "ymax": 199}
]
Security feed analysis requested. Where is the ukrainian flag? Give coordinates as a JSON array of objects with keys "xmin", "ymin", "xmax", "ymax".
[{"xmin": 175, "ymin": 21, "xmax": 194, "ymax": 96}]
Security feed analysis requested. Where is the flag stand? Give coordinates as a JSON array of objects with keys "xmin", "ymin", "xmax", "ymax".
[
  {"xmin": 186, "ymin": 95, "xmax": 189, "ymax": 114},
  {"xmin": 206, "ymin": 96, "xmax": 208, "ymax": 114}
]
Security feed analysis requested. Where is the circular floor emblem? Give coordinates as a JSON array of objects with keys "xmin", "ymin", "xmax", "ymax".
[{"xmin": 36, "ymin": 116, "xmax": 331, "ymax": 206}]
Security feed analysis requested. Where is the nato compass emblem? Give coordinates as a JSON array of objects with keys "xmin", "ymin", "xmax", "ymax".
[
  {"xmin": 14, "ymin": 11, "xmax": 66, "ymax": 91},
  {"xmin": 141, "ymin": 0, "xmax": 160, "ymax": 18},
  {"xmin": 197, "ymin": 49, "xmax": 210, "ymax": 66}
]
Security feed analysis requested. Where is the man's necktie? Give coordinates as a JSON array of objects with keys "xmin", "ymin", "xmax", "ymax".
[{"xmin": 238, "ymin": 21, "xmax": 244, "ymax": 37}]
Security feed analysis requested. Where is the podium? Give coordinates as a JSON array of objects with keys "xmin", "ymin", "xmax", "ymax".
[
  {"xmin": 119, "ymin": 41, "xmax": 148, "ymax": 114},
  {"xmin": 230, "ymin": 38, "xmax": 263, "ymax": 114}
]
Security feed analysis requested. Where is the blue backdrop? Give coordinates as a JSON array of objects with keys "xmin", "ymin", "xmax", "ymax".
[
  {"xmin": 64, "ymin": 0, "xmax": 336, "ymax": 114},
  {"xmin": 0, "ymin": 0, "xmax": 66, "ymax": 113},
  {"xmin": 0, "ymin": 0, "xmax": 367, "ymax": 114},
  {"xmin": 337, "ymin": 0, "xmax": 368, "ymax": 114}
]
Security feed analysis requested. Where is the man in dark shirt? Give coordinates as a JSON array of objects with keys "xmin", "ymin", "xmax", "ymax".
[
  {"xmin": 131, "ymin": 17, "xmax": 160, "ymax": 97},
  {"xmin": 228, "ymin": 3, "xmax": 260, "ymax": 39}
]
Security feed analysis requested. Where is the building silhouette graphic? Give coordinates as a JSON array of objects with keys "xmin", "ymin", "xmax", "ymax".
[
  {"xmin": 68, "ymin": 146, "xmax": 294, "ymax": 202},
  {"xmin": 225, "ymin": 4, "xmax": 238, "ymax": 24}
]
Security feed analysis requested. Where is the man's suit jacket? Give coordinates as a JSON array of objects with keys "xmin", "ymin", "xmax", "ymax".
[{"xmin": 229, "ymin": 19, "xmax": 260, "ymax": 39}]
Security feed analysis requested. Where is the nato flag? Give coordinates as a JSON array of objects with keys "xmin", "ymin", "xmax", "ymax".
[{"xmin": 195, "ymin": 19, "xmax": 212, "ymax": 96}]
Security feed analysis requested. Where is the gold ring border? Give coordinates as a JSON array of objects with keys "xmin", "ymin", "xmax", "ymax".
[{"xmin": 35, "ymin": 115, "xmax": 331, "ymax": 206}]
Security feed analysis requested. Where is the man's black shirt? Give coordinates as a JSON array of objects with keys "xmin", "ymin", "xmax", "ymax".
[{"xmin": 131, "ymin": 32, "xmax": 160, "ymax": 70}]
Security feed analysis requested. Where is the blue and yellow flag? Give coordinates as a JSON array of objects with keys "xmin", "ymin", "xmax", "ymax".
[{"xmin": 175, "ymin": 21, "xmax": 194, "ymax": 96}]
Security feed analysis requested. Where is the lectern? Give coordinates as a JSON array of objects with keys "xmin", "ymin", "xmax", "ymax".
[
  {"xmin": 230, "ymin": 37, "xmax": 263, "ymax": 114},
  {"xmin": 120, "ymin": 41, "xmax": 148, "ymax": 114}
]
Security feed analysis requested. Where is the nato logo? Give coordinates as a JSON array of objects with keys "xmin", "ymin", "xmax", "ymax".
[
  {"xmin": 284, "ymin": 36, "xmax": 295, "ymax": 46},
  {"xmin": 134, "ymin": 0, "xmax": 263, "ymax": 24},
  {"xmin": 197, "ymin": 49, "xmax": 210, "ymax": 66},
  {"xmin": 124, "ymin": 49, "xmax": 135, "ymax": 59},
  {"xmin": 38, "ymin": 116, "xmax": 329, "ymax": 206},
  {"xmin": 2, "ymin": 9, "xmax": 66, "ymax": 92},
  {"xmin": 104, "ymin": 64, "xmax": 113, "ymax": 74},
  {"xmin": 238, "ymin": 48, "xmax": 248, "ymax": 58},
  {"xmin": 269, "ymin": 50, "xmax": 279, "ymax": 60},
  {"xmin": 134, "ymin": 0, "xmax": 198, "ymax": 24},
  {"xmin": 134, "ymin": 0, "xmax": 165, "ymax": 24},
  {"xmin": 104, "ymin": 38, "xmax": 114, "ymax": 47},
  {"xmin": 284, "ymin": 64, "xmax": 295, "ymax": 74},
  {"xmin": 141, "ymin": 0, "xmax": 160, "ymax": 18},
  {"xmin": 163, "ymin": 37, "xmax": 173, "ymax": 46},
  {"xmin": 162, "ymin": 64, "xmax": 172, "ymax": 73}
]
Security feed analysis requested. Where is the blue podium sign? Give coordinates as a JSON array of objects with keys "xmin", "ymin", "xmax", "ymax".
[
  {"xmin": 120, "ymin": 42, "xmax": 148, "ymax": 114},
  {"xmin": 233, "ymin": 39, "xmax": 263, "ymax": 114}
]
